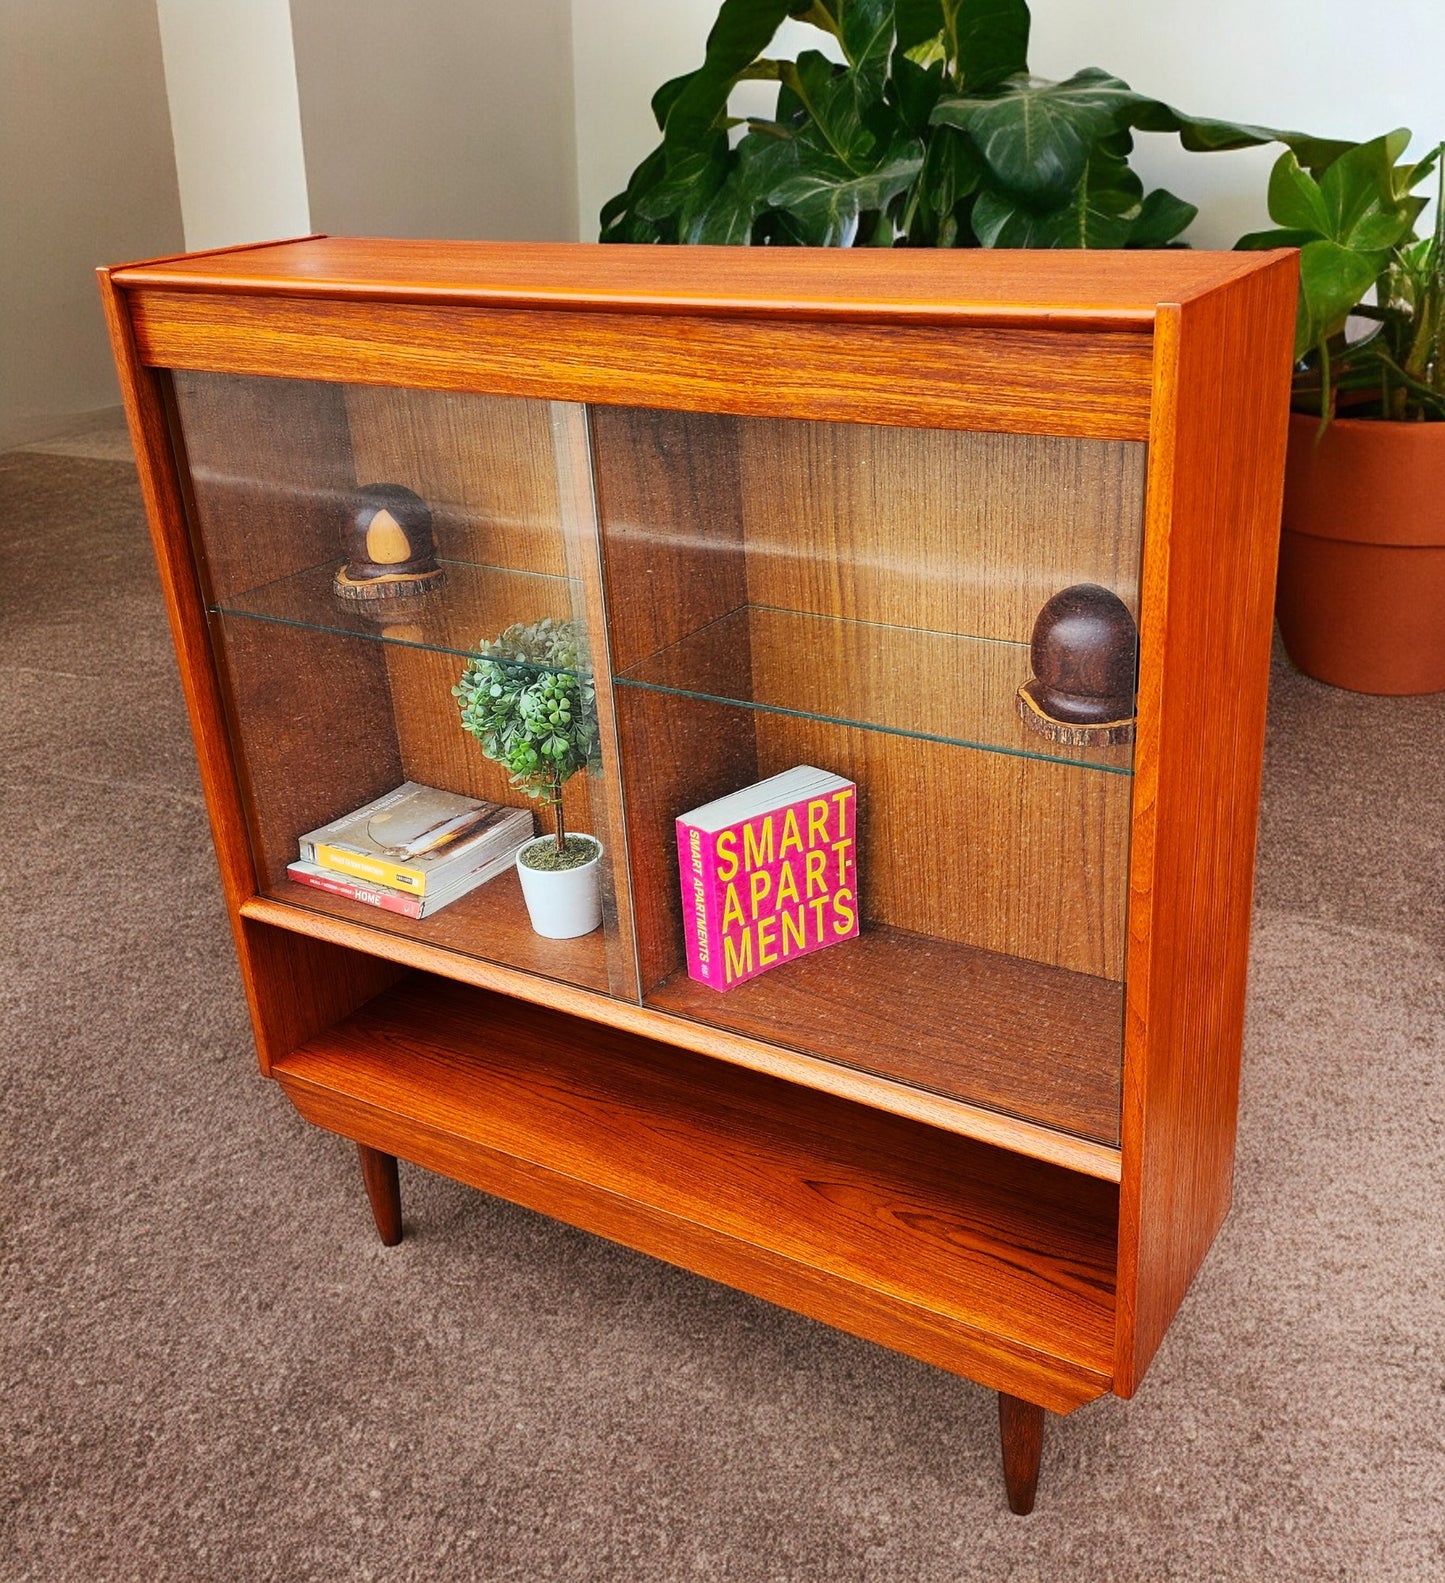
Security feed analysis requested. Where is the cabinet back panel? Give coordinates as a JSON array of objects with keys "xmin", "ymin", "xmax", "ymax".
[
  {"xmin": 738, "ymin": 421, "xmax": 1146, "ymax": 642},
  {"xmin": 171, "ymin": 371, "xmax": 356, "ymax": 602},
  {"xmin": 751, "ymin": 717, "xmax": 1129, "ymax": 979},
  {"xmin": 590, "ymin": 406, "xmax": 750, "ymax": 672},
  {"xmin": 213, "ymin": 617, "xmax": 404, "ymax": 887},
  {"xmin": 343, "ymin": 388, "xmax": 568, "ymax": 577}
]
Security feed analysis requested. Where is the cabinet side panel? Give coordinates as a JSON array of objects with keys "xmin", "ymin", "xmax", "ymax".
[
  {"xmin": 1116, "ymin": 258, "xmax": 1298, "ymax": 1393},
  {"xmin": 97, "ymin": 276, "xmax": 399, "ymax": 1072}
]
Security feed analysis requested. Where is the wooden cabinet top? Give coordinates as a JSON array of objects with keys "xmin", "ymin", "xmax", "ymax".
[{"xmin": 110, "ymin": 236, "xmax": 1293, "ymax": 331}]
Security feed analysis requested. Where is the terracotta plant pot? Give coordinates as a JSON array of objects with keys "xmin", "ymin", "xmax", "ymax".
[{"xmin": 1278, "ymin": 412, "xmax": 1445, "ymax": 694}]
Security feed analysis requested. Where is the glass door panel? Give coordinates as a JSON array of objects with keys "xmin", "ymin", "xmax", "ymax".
[
  {"xmin": 168, "ymin": 372, "xmax": 628, "ymax": 997},
  {"xmin": 591, "ymin": 406, "xmax": 1146, "ymax": 1146}
]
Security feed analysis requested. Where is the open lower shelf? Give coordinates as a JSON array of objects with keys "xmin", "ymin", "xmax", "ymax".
[
  {"xmin": 265, "ymin": 868, "xmax": 1121, "ymax": 1144},
  {"xmin": 210, "ymin": 558, "xmax": 585, "ymax": 664},
  {"xmin": 614, "ymin": 604, "xmax": 1135, "ymax": 774},
  {"xmin": 647, "ymin": 923, "xmax": 1124, "ymax": 1147},
  {"xmin": 273, "ymin": 974, "xmax": 1119, "ymax": 1411},
  {"xmin": 266, "ymin": 866, "xmax": 612, "ymax": 994}
]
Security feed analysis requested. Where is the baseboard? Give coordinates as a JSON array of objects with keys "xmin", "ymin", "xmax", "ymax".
[{"xmin": 0, "ymin": 404, "xmax": 127, "ymax": 453}]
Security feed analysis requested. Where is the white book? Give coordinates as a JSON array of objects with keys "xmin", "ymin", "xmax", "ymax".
[{"xmin": 299, "ymin": 781, "xmax": 533, "ymax": 897}]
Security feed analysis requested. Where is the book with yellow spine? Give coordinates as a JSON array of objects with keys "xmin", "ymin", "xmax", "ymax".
[{"xmin": 299, "ymin": 781, "xmax": 532, "ymax": 898}]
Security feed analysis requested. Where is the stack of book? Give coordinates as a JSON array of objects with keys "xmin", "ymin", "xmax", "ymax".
[
  {"xmin": 676, "ymin": 765, "xmax": 859, "ymax": 992},
  {"xmin": 288, "ymin": 781, "xmax": 533, "ymax": 918}
]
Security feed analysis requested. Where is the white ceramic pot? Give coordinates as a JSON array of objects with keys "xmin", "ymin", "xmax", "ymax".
[{"xmin": 515, "ymin": 835, "xmax": 603, "ymax": 939}]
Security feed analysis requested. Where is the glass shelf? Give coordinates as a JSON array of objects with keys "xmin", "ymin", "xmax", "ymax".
[
  {"xmin": 209, "ymin": 558, "xmax": 589, "ymax": 674},
  {"xmin": 613, "ymin": 605, "xmax": 1134, "ymax": 775}
]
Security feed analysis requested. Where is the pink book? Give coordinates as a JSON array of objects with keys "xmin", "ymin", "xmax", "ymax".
[{"xmin": 676, "ymin": 766, "xmax": 859, "ymax": 992}]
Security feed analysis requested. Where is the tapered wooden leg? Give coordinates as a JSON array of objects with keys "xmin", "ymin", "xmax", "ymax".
[
  {"xmin": 998, "ymin": 1392, "xmax": 1045, "ymax": 1515},
  {"xmin": 357, "ymin": 1143, "xmax": 403, "ymax": 1246}
]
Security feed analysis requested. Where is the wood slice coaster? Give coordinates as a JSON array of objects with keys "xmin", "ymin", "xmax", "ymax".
[
  {"xmin": 1016, "ymin": 680, "xmax": 1135, "ymax": 746},
  {"xmin": 333, "ymin": 564, "xmax": 446, "ymax": 601}
]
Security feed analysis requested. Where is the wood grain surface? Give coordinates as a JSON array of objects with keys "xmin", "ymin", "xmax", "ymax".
[
  {"xmin": 748, "ymin": 702, "xmax": 1131, "ymax": 980},
  {"xmin": 266, "ymin": 867, "xmax": 612, "ymax": 995},
  {"xmin": 553, "ymin": 402, "xmax": 642, "ymax": 998},
  {"xmin": 998, "ymin": 1394, "xmax": 1046, "ymax": 1515},
  {"xmin": 242, "ymin": 900, "xmax": 1122, "ymax": 1180},
  {"xmin": 111, "ymin": 236, "xmax": 1285, "ymax": 329},
  {"xmin": 343, "ymin": 386, "xmax": 568, "ymax": 576},
  {"xmin": 273, "ymin": 973, "xmax": 1119, "ymax": 1412},
  {"xmin": 356, "ymin": 1142, "xmax": 403, "ymax": 1246},
  {"xmin": 124, "ymin": 290, "xmax": 1155, "ymax": 442},
  {"xmin": 647, "ymin": 920, "xmax": 1123, "ymax": 1144},
  {"xmin": 1115, "ymin": 252, "xmax": 1299, "ymax": 1394},
  {"xmin": 593, "ymin": 406, "xmax": 759, "ymax": 989},
  {"xmin": 101, "ymin": 242, "xmax": 1301, "ymax": 1416},
  {"xmin": 97, "ymin": 275, "xmax": 400, "ymax": 1074},
  {"xmin": 737, "ymin": 419, "xmax": 1146, "ymax": 642}
]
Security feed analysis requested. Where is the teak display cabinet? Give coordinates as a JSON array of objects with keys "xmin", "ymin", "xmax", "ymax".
[{"xmin": 101, "ymin": 238, "xmax": 1297, "ymax": 1513}]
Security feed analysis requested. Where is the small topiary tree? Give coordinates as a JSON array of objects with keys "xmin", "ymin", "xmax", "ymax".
[{"xmin": 453, "ymin": 618, "xmax": 599, "ymax": 860}]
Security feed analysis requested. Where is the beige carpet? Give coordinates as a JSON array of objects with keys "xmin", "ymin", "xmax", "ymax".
[{"xmin": 3, "ymin": 439, "xmax": 1442, "ymax": 1582}]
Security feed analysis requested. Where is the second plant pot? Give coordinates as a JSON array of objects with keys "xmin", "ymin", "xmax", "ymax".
[
  {"xmin": 1277, "ymin": 412, "xmax": 1445, "ymax": 695},
  {"xmin": 515, "ymin": 835, "xmax": 603, "ymax": 939}
]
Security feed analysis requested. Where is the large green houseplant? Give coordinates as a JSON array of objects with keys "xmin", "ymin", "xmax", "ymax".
[
  {"xmin": 1239, "ymin": 134, "xmax": 1444, "ymax": 694},
  {"xmin": 600, "ymin": 0, "xmax": 1344, "ymax": 249}
]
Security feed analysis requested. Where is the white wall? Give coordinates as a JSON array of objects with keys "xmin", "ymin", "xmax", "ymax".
[
  {"xmin": 570, "ymin": 0, "xmax": 1445, "ymax": 245},
  {"xmin": 0, "ymin": 0, "xmax": 184, "ymax": 448},
  {"xmin": 1028, "ymin": 0, "xmax": 1444, "ymax": 247},
  {"xmin": 154, "ymin": 0, "xmax": 311, "ymax": 252},
  {"xmin": 289, "ymin": 0, "xmax": 578, "ymax": 241}
]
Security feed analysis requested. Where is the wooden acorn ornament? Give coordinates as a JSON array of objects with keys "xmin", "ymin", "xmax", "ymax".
[
  {"xmin": 334, "ymin": 483, "xmax": 445, "ymax": 601},
  {"xmin": 1016, "ymin": 583, "xmax": 1138, "ymax": 746}
]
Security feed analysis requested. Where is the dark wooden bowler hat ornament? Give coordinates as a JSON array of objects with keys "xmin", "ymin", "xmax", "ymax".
[
  {"xmin": 334, "ymin": 483, "xmax": 445, "ymax": 601},
  {"xmin": 1016, "ymin": 583, "xmax": 1138, "ymax": 746}
]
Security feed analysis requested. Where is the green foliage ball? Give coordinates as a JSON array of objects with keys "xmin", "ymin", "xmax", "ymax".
[{"xmin": 453, "ymin": 619, "xmax": 599, "ymax": 802}]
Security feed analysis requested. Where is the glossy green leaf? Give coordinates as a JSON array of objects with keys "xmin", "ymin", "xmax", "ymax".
[
  {"xmin": 1235, "ymin": 226, "xmax": 1319, "ymax": 252},
  {"xmin": 682, "ymin": 131, "xmax": 793, "ymax": 242},
  {"xmin": 972, "ymin": 136, "xmax": 1152, "ymax": 248},
  {"xmin": 782, "ymin": 49, "xmax": 877, "ymax": 170},
  {"xmin": 931, "ymin": 69, "xmax": 1140, "ymax": 202},
  {"xmin": 662, "ymin": 0, "xmax": 811, "ymax": 158},
  {"xmin": 1125, "ymin": 186, "xmax": 1197, "ymax": 248},
  {"xmin": 1296, "ymin": 238, "xmax": 1385, "ymax": 356},
  {"xmin": 1317, "ymin": 130, "xmax": 1420, "ymax": 251},
  {"xmin": 766, "ymin": 129, "xmax": 923, "ymax": 243},
  {"xmin": 893, "ymin": 0, "xmax": 942, "ymax": 54},
  {"xmin": 1128, "ymin": 102, "xmax": 1352, "ymax": 173},
  {"xmin": 840, "ymin": 0, "xmax": 896, "ymax": 87},
  {"xmin": 1267, "ymin": 152, "xmax": 1332, "ymax": 235},
  {"xmin": 633, "ymin": 133, "xmax": 729, "ymax": 222},
  {"xmin": 888, "ymin": 51, "xmax": 945, "ymax": 133},
  {"xmin": 949, "ymin": 0, "xmax": 1030, "ymax": 90},
  {"xmin": 922, "ymin": 120, "xmax": 982, "ymax": 215}
]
